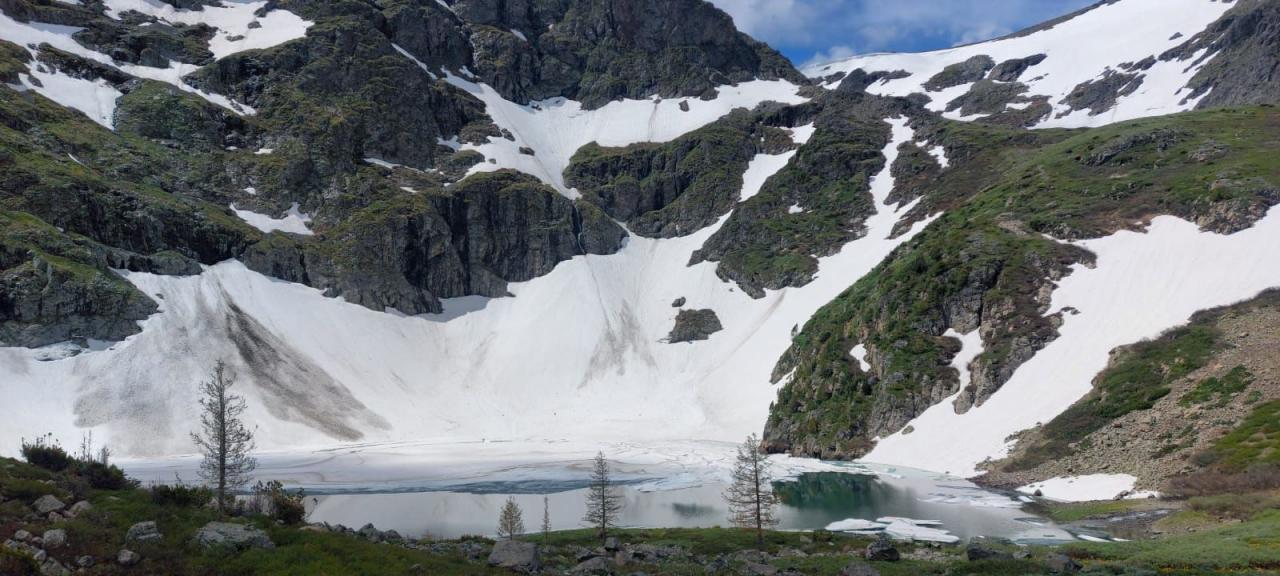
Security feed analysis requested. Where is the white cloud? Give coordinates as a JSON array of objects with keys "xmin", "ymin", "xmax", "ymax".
[
  {"xmin": 710, "ymin": 0, "xmax": 1095, "ymax": 60},
  {"xmin": 800, "ymin": 45, "xmax": 856, "ymax": 69}
]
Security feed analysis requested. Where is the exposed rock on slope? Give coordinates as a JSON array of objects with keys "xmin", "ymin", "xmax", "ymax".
[
  {"xmin": 1166, "ymin": 0, "xmax": 1280, "ymax": 109},
  {"xmin": 666, "ymin": 308, "xmax": 723, "ymax": 343},
  {"xmin": 564, "ymin": 107, "xmax": 799, "ymax": 237},
  {"xmin": 765, "ymin": 107, "xmax": 1280, "ymax": 459},
  {"xmin": 443, "ymin": 0, "xmax": 804, "ymax": 108},
  {"xmin": 243, "ymin": 170, "xmax": 626, "ymax": 315}
]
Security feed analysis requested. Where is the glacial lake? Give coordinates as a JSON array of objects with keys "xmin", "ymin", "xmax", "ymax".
[
  {"xmin": 304, "ymin": 472, "xmax": 1079, "ymax": 543},
  {"xmin": 120, "ymin": 440, "xmax": 1102, "ymax": 544}
]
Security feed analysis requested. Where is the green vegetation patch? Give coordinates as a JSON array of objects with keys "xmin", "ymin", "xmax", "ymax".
[
  {"xmin": 1180, "ymin": 365, "xmax": 1255, "ymax": 407},
  {"xmin": 1007, "ymin": 324, "xmax": 1219, "ymax": 470},
  {"xmin": 1205, "ymin": 400, "xmax": 1280, "ymax": 472}
]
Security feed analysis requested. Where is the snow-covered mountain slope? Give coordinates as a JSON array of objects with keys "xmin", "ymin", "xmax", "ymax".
[
  {"xmin": 865, "ymin": 207, "xmax": 1280, "ymax": 477},
  {"xmin": 2, "ymin": 0, "xmax": 1279, "ymax": 493},
  {"xmin": 805, "ymin": 0, "xmax": 1234, "ymax": 128},
  {"xmin": 0, "ymin": 0, "xmax": 310, "ymax": 124},
  {"xmin": 0, "ymin": 116, "xmax": 934, "ymax": 457}
]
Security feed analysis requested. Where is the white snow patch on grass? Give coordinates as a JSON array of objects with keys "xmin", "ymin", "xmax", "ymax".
[
  {"xmin": 738, "ymin": 151, "xmax": 793, "ymax": 202},
  {"xmin": 805, "ymin": 0, "xmax": 1232, "ymax": 128},
  {"xmin": 943, "ymin": 328, "xmax": 983, "ymax": 391},
  {"xmin": 788, "ymin": 123, "xmax": 816, "ymax": 145},
  {"xmin": 1017, "ymin": 474, "xmax": 1137, "ymax": 502},
  {"xmin": 230, "ymin": 202, "xmax": 313, "ymax": 236},
  {"xmin": 20, "ymin": 70, "xmax": 120, "ymax": 128},
  {"xmin": 849, "ymin": 344, "xmax": 869, "ymax": 371},
  {"xmin": 865, "ymin": 207, "xmax": 1280, "ymax": 477}
]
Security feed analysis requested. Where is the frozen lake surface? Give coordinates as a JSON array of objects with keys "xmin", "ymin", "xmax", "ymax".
[{"xmin": 119, "ymin": 440, "xmax": 1092, "ymax": 543}]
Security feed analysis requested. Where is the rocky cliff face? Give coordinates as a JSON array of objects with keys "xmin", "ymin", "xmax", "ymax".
[
  {"xmin": 0, "ymin": 0, "xmax": 794, "ymax": 343},
  {"xmin": 447, "ymin": 0, "xmax": 804, "ymax": 108}
]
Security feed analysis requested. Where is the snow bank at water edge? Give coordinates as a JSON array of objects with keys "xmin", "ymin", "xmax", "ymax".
[
  {"xmin": 805, "ymin": 0, "xmax": 1232, "ymax": 128},
  {"xmin": 0, "ymin": 118, "xmax": 932, "ymax": 460},
  {"xmin": 1016, "ymin": 474, "xmax": 1139, "ymax": 503},
  {"xmin": 865, "ymin": 207, "xmax": 1280, "ymax": 477}
]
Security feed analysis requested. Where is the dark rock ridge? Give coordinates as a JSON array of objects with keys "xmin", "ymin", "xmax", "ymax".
[
  {"xmin": 1161, "ymin": 0, "xmax": 1280, "ymax": 110},
  {"xmin": 988, "ymin": 54, "xmax": 1046, "ymax": 82},
  {"xmin": 243, "ymin": 170, "xmax": 626, "ymax": 315},
  {"xmin": 1058, "ymin": 69, "xmax": 1144, "ymax": 117},
  {"xmin": 440, "ymin": 0, "xmax": 805, "ymax": 109},
  {"xmin": 692, "ymin": 92, "xmax": 911, "ymax": 297},
  {"xmin": 666, "ymin": 308, "xmax": 722, "ymax": 343},
  {"xmin": 564, "ymin": 106, "xmax": 799, "ymax": 238},
  {"xmin": 922, "ymin": 55, "xmax": 994, "ymax": 91}
]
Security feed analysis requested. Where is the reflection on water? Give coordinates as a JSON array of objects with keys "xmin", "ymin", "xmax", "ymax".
[{"xmin": 308, "ymin": 472, "xmax": 1078, "ymax": 543}]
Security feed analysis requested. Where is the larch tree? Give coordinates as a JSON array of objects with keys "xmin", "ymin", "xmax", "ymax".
[
  {"xmin": 582, "ymin": 451, "xmax": 623, "ymax": 546},
  {"xmin": 723, "ymin": 433, "xmax": 778, "ymax": 548},
  {"xmin": 541, "ymin": 495, "xmax": 552, "ymax": 544},
  {"xmin": 191, "ymin": 361, "xmax": 257, "ymax": 514},
  {"xmin": 498, "ymin": 496, "xmax": 525, "ymax": 540}
]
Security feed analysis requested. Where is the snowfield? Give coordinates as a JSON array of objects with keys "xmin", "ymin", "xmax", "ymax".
[
  {"xmin": 1017, "ymin": 474, "xmax": 1143, "ymax": 502},
  {"xmin": 865, "ymin": 207, "xmax": 1280, "ymax": 477},
  {"xmin": 0, "ymin": 115, "xmax": 933, "ymax": 462},
  {"xmin": 805, "ymin": 0, "xmax": 1233, "ymax": 128}
]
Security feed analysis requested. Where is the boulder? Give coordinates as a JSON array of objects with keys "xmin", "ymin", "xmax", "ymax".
[
  {"xmin": 117, "ymin": 549, "xmax": 140, "ymax": 566},
  {"xmin": 965, "ymin": 543, "xmax": 1014, "ymax": 562},
  {"xmin": 666, "ymin": 309, "xmax": 723, "ymax": 343},
  {"xmin": 358, "ymin": 523, "xmax": 383, "ymax": 542},
  {"xmin": 42, "ymin": 529, "xmax": 67, "ymax": 549},
  {"xmin": 744, "ymin": 562, "xmax": 779, "ymax": 575},
  {"xmin": 603, "ymin": 536, "xmax": 620, "ymax": 552},
  {"xmin": 1044, "ymin": 553, "xmax": 1081, "ymax": 573},
  {"xmin": 32, "ymin": 495, "xmax": 66, "ymax": 515},
  {"xmin": 39, "ymin": 558, "xmax": 70, "ymax": 576},
  {"xmin": 126, "ymin": 521, "xmax": 163, "ymax": 543},
  {"xmin": 67, "ymin": 501, "xmax": 93, "ymax": 517},
  {"xmin": 193, "ymin": 522, "xmax": 275, "ymax": 550},
  {"xmin": 13, "ymin": 530, "xmax": 31, "ymax": 542},
  {"xmin": 75, "ymin": 556, "xmax": 94, "ymax": 568},
  {"xmin": 865, "ymin": 535, "xmax": 900, "ymax": 562},
  {"xmin": 488, "ymin": 540, "xmax": 541, "ymax": 573},
  {"xmin": 572, "ymin": 555, "xmax": 615, "ymax": 574}
]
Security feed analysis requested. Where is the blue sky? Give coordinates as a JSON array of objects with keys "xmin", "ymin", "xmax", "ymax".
[{"xmin": 708, "ymin": 0, "xmax": 1097, "ymax": 68}]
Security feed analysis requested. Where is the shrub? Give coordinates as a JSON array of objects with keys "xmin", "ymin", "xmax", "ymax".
[
  {"xmin": 251, "ymin": 480, "xmax": 306, "ymax": 525},
  {"xmin": 1, "ymin": 478, "xmax": 61, "ymax": 501},
  {"xmin": 1166, "ymin": 463, "xmax": 1280, "ymax": 498},
  {"xmin": 20, "ymin": 434, "xmax": 72, "ymax": 472},
  {"xmin": 0, "ymin": 546, "xmax": 40, "ymax": 576},
  {"xmin": 151, "ymin": 483, "xmax": 215, "ymax": 508},
  {"xmin": 71, "ymin": 460, "xmax": 136, "ymax": 490}
]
